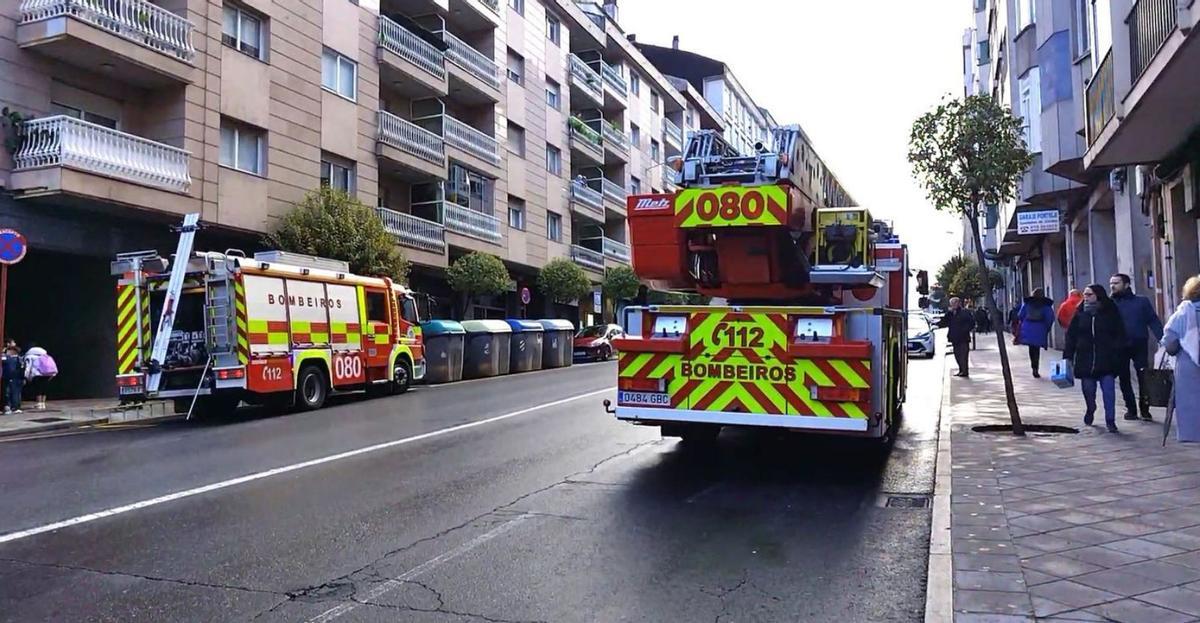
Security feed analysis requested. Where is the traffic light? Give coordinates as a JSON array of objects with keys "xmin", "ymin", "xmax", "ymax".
[{"xmin": 916, "ymin": 270, "xmax": 929, "ymax": 295}]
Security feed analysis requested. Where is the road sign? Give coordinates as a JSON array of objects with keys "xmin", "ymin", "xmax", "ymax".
[
  {"xmin": 0, "ymin": 229, "xmax": 28, "ymax": 265},
  {"xmin": 1016, "ymin": 210, "xmax": 1060, "ymax": 235},
  {"xmin": 593, "ymin": 290, "xmax": 602, "ymax": 309},
  {"xmin": 520, "ymin": 287, "xmax": 531, "ymax": 305}
]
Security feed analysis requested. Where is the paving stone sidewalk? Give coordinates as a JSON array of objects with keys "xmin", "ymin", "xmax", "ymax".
[
  {"xmin": 949, "ymin": 342, "xmax": 1200, "ymax": 623},
  {"xmin": 0, "ymin": 399, "xmax": 173, "ymax": 437}
]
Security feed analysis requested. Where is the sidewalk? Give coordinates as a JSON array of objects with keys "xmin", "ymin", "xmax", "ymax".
[
  {"xmin": 0, "ymin": 399, "xmax": 174, "ymax": 438},
  {"xmin": 946, "ymin": 342, "xmax": 1200, "ymax": 622}
]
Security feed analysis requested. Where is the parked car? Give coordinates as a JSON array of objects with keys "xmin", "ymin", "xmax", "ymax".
[
  {"xmin": 907, "ymin": 312, "xmax": 936, "ymax": 359},
  {"xmin": 574, "ymin": 324, "xmax": 624, "ymax": 362}
]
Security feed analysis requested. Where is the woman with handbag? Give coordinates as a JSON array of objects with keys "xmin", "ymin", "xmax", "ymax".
[
  {"xmin": 1064, "ymin": 284, "xmax": 1127, "ymax": 432},
  {"xmin": 1160, "ymin": 276, "xmax": 1200, "ymax": 442}
]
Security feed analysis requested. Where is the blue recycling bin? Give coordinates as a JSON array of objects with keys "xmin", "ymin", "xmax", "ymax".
[
  {"xmin": 506, "ymin": 320, "xmax": 545, "ymax": 372},
  {"xmin": 461, "ymin": 320, "xmax": 513, "ymax": 378},
  {"xmin": 420, "ymin": 320, "xmax": 465, "ymax": 384}
]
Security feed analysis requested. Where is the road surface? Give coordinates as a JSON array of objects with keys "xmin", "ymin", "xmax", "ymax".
[{"xmin": 0, "ymin": 347, "xmax": 944, "ymax": 622}]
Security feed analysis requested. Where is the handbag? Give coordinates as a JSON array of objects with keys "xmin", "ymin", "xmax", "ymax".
[
  {"xmin": 1050, "ymin": 359, "xmax": 1074, "ymax": 389},
  {"xmin": 1145, "ymin": 349, "xmax": 1174, "ymax": 408}
]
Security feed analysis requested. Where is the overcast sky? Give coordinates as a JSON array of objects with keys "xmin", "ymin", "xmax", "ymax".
[{"xmin": 621, "ymin": 0, "xmax": 966, "ymax": 273}]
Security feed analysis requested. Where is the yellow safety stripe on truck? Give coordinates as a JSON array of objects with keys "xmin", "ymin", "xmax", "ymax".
[
  {"xmin": 235, "ymin": 278, "xmax": 249, "ymax": 364},
  {"xmin": 116, "ymin": 284, "xmax": 149, "ymax": 374},
  {"xmin": 247, "ymin": 319, "xmax": 290, "ymax": 346}
]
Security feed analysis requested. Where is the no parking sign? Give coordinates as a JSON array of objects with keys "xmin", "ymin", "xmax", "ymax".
[{"xmin": 0, "ymin": 229, "xmax": 27, "ymax": 265}]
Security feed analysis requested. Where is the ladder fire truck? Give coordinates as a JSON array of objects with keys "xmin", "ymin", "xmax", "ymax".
[
  {"xmin": 605, "ymin": 128, "xmax": 909, "ymax": 444},
  {"xmin": 112, "ymin": 214, "xmax": 425, "ymax": 417}
]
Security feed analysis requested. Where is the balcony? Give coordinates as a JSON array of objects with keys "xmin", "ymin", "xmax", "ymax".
[
  {"xmin": 602, "ymin": 237, "xmax": 630, "ymax": 263},
  {"xmin": 376, "ymin": 206, "xmax": 446, "ymax": 254},
  {"xmin": 443, "ymin": 202, "xmax": 503, "ymax": 243},
  {"xmin": 601, "ymin": 123, "xmax": 629, "ymax": 163},
  {"xmin": 601, "ymin": 177, "xmax": 626, "ymax": 209},
  {"xmin": 443, "ymin": 115, "xmax": 501, "ymax": 173},
  {"xmin": 568, "ymin": 117, "xmax": 603, "ymax": 166},
  {"xmin": 1085, "ymin": 0, "xmax": 1200, "ymax": 168},
  {"xmin": 570, "ymin": 180, "xmax": 604, "ymax": 219},
  {"xmin": 568, "ymin": 54, "xmax": 603, "ymax": 107},
  {"xmin": 442, "ymin": 30, "xmax": 501, "ymax": 104},
  {"xmin": 377, "ymin": 110, "xmax": 447, "ymax": 180},
  {"xmin": 663, "ymin": 118, "xmax": 683, "ymax": 150},
  {"xmin": 662, "ymin": 168, "xmax": 677, "ymax": 191},
  {"xmin": 1084, "ymin": 50, "xmax": 1115, "ymax": 148},
  {"xmin": 379, "ymin": 15, "xmax": 448, "ymax": 98},
  {"xmin": 571, "ymin": 244, "xmax": 605, "ymax": 272},
  {"xmin": 17, "ymin": 0, "xmax": 196, "ymax": 86},
  {"xmin": 445, "ymin": 0, "xmax": 502, "ymax": 30}
]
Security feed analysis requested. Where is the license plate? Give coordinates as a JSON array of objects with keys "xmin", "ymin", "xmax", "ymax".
[
  {"xmin": 618, "ymin": 390, "xmax": 671, "ymax": 407},
  {"xmin": 119, "ymin": 385, "xmax": 143, "ymax": 395}
]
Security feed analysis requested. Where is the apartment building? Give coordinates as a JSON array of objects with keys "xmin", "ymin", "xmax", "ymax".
[{"xmin": 0, "ymin": 0, "xmax": 685, "ymax": 397}]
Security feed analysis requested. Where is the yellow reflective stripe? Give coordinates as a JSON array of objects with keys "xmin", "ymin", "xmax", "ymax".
[
  {"xmin": 797, "ymin": 360, "xmax": 832, "ymax": 387},
  {"xmin": 830, "ymin": 360, "xmax": 869, "ymax": 388},
  {"xmin": 752, "ymin": 312, "xmax": 789, "ymax": 346},
  {"xmin": 647, "ymin": 355, "xmax": 676, "ymax": 378},
  {"xmin": 840, "ymin": 402, "xmax": 867, "ymax": 419},
  {"xmin": 619, "ymin": 353, "xmax": 655, "ymax": 378}
]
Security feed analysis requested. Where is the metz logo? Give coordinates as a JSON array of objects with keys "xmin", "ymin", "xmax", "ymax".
[{"xmin": 632, "ymin": 196, "xmax": 671, "ymax": 210}]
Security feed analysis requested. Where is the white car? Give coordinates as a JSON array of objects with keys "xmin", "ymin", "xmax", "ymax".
[{"xmin": 907, "ymin": 312, "xmax": 936, "ymax": 359}]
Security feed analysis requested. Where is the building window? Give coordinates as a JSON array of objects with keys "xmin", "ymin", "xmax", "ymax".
[
  {"xmin": 547, "ymin": 212, "xmax": 562, "ymax": 242},
  {"xmin": 650, "ymin": 91, "xmax": 660, "ymax": 113},
  {"xmin": 320, "ymin": 154, "xmax": 355, "ymax": 192},
  {"xmin": 650, "ymin": 138, "xmax": 660, "ymax": 162},
  {"xmin": 219, "ymin": 118, "xmax": 265, "ymax": 175},
  {"xmin": 321, "ymin": 48, "xmax": 356, "ymax": 101},
  {"xmin": 1018, "ymin": 67, "xmax": 1042, "ymax": 153},
  {"xmin": 1017, "ymin": 0, "xmax": 1036, "ymax": 30},
  {"xmin": 222, "ymin": 3, "xmax": 264, "ymax": 60},
  {"xmin": 546, "ymin": 144, "xmax": 562, "ymax": 175},
  {"xmin": 48, "ymin": 102, "xmax": 117, "ymax": 129},
  {"xmin": 509, "ymin": 0, "xmax": 523, "ymax": 15},
  {"xmin": 630, "ymin": 176, "xmax": 641, "ymax": 195},
  {"xmin": 977, "ymin": 40, "xmax": 991, "ymax": 65},
  {"xmin": 630, "ymin": 72, "xmax": 640, "ymax": 96},
  {"xmin": 507, "ymin": 49, "xmax": 524, "ymax": 85},
  {"xmin": 630, "ymin": 123, "xmax": 640, "ymax": 147},
  {"xmin": 507, "ymin": 122, "xmax": 526, "ymax": 157},
  {"xmin": 545, "ymin": 78, "xmax": 561, "ymax": 110},
  {"xmin": 1073, "ymin": 0, "xmax": 1092, "ymax": 58},
  {"xmin": 508, "ymin": 196, "xmax": 526, "ymax": 230},
  {"xmin": 546, "ymin": 14, "xmax": 561, "ymax": 45},
  {"xmin": 447, "ymin": 163, "xmax": 494, "ymax": 214}
]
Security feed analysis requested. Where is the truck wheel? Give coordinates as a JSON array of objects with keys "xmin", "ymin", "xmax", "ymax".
[
  {"xmin": 295, "ymin": 366, "xmax": 328, "ymax": 411},
  {"xmin": 679, "ymin": 425, "xmax": 720, "ymax": 449},
  {"xmin": 392, "ymin": 359, "xmax": 412, "ymax": 395}
]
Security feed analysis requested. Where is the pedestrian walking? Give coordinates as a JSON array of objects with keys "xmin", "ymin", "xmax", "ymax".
[
  {"xmin": 1017, "ymin": 288, "xmax": 1055, "ymax": 378},
  {"xmin": 974, "ymin": 304, "xmax": 991, "ymax": 334},
  {"xmin": 1057, "ymin": 289, "xmax": 1083, "ymax": 330},
  {"xmin": 939, "ymin": 297, "xmax": 976, "ymax": 377},
  {"xmin": 1161, "ymin": 276, "xmax": 1200, "ymax": 442},
  {"xmin": 1109, "ymin": 273, "xmax": 1164, "ymax": 421},
  {"xmin": 1064, "ymin": 284, "xmax": 1127, "ymax": 432},
  {"xmin": 1, "ymin": 341, "xmax": 25, "ymax": 414},
  {"xmin": 23, "ymin": 343, "xmax": 57, "ymax": 411}
]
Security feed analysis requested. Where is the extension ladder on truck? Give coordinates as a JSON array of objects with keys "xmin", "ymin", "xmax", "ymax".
[{"xmin": 144, "ymin": 213, "xmax": 201, "ymax": 394}]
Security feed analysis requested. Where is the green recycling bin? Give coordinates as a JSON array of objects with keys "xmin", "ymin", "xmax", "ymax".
[
  {"xmin": 420, "ymin": 320, "xmax": 465, "ymax": 383},
  {"xmin": 461, "ymin": 320, "xmax": 512, "ymax": 378},
  {"xmin": 506, "ymin": 319, "xmax": 545, "ymax": 372},
  {"xmin": 538, "ymin": 319, "xmax": 575, "ymax": 369}
]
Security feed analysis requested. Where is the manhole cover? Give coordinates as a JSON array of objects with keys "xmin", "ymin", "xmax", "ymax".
[
  {"xmin": 972, "ymin": 424, "xmax": 1079, "ymax": 435},
  {"xmin": 877, "ymin": 494, "xmax": 931, "ymax": 509},
  {"xmin": 27, "ymin": 417, "xmax": 67, "ymax": 423}
]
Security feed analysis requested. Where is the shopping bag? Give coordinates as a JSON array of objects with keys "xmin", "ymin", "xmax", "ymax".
[
  {"xmin": 1050, "ymin": 359, "xmax": 1074, "ymax": 389},
  {"xmin": 1145, "ymin": 350, "xmax": 1174, "ymax": 408}
]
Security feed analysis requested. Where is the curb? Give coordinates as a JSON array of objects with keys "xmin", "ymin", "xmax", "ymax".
[
  {"xmin": 0, "ymin": 403, "xmax": 177, "ymax": 439},
  {"xmin": 924, "ymin": 341, "xmax": 953, "ymax": 623}
]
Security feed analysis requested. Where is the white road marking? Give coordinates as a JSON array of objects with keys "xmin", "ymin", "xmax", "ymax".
[
  {"xmin": 0, "ymin": 388, "xmax": 614, "ymax": 546},
  {"xmin": 308, "ymin": 513, "xmax": 534, "ymax": 623}
]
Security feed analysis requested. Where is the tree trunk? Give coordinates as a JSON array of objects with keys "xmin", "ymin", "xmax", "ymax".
[{"xmin": 968, "ymin": 210, "xmax": 1025, "ymax": 436}]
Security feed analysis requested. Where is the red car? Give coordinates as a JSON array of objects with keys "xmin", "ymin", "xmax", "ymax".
[{"xmin": 573, "ymin": 324, "xmax": 624, "ymax": 362}]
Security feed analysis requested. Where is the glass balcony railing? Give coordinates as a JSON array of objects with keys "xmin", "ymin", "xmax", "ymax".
[
  {"xmin": 570, "ymin": 180, "xmax": 603, "ymax": 215},
  {"xmin": 663, "ymin": 118, "xmax": 683, "ymax": 147},
  {"xmin": 571, "ymin": 245, "xmax": 605, "ymax": 271},
  {"xmin": 601, "ymin": 123, "xmax": 629, "ymax": 153},
  {"xmin": 1085, "ymin": 50, "xmax": 1115, "ymax": 146},
  {"xmin": 602, "ymin": 238, "xmax": 630, "ymax": 263},
  {"xmin": 568, "ymin": 54, "xmax": 603, "ymax": 104},
  {"xmin": 601, "ymin": 62, "xmax": 627, "ymax": 97},
  {"xmin": 602, "ymin": 178, "xmax": 626, "ymax": 205}
]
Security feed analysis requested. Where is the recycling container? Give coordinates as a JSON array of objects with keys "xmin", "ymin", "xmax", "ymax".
[
  {"xmin": 538, "ymin": 319, "xmax": 576, "ymax": 369},
  {"xmin": 420, "ymin": 320, "xmax": 465, "ymax": 384},
  {"xmin": 506, "ymin": 319, "xmax": 545, "ymax": 373},
  {"xmin": 461, "ymin": 319, "xmax": 513, "ymax": 378}
]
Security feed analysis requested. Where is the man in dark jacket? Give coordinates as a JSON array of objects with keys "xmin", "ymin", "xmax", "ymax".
[
  {"xmin": 939, "ymin": 297, "xmax": 976, "ymax": 377},
  {"xmin": 1109, "ymin": 274, "xmax": 1164, "ymax": 421}
]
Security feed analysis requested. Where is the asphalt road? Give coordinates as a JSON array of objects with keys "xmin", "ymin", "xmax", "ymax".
[{"xmin": 0, "ymin": 345, "xmax": 944, "ymax": 622}]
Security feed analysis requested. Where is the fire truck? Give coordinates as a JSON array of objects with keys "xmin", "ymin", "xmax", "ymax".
[
  {"xmin": 112, "ymin": 215, "xmax": 425, "ymax": 417},
  {"xmin": 605, "ymin": 128, "xmax": 909, "ymax": 444}
]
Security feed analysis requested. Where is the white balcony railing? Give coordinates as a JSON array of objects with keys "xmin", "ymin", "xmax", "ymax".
[
  {"xmin": 379, "ymin": 15, "xmax": 446, "ymax": 81},
  {"xmin": 20, "ymin": 0, "xmax": 196, "ymax": 62},
  {"xmin": 662, "ymin": 168, "xmax": 677, "ymax": 190},
  {"xmin": 568, "ymin": 54, "xmax": 603, "ymax": 103},
  {"xmin": 571, "ymin": 245, "xmax": 605, "ymax": 271},
  {"xmin": 663, "ymin": 118, "xmax": 683, "ymax": 147},
  {"xmin": 602, "ymin": 178, "xmax": 626, "ymax": 205},
  {"xmin": 376, "ymin": 206, "xmax": 446, "ymax": 253},
  {"xmin": 378, "ymin": 110, "xmax": 445, "ymax": 165},
  {"xmin": 444, "ymin": 202, "xmax": 502, "ymax": 243},
  {"xmin": 602, "ymin": 238, "xmax": 630, "ymax": 263},
  {"xmin": 442, "ymin": 30, "xmax": 500, "ymax": 89},
  {"xmin": 444, "ymin": 115, "xmax": 500, "ymax": 165},
  {"xmin": 13, "ymin": 115, "xmax": 191, "ymax": 192},
  {"xmin": 601, "ymin": 123, "xmax": 629, "ymax": 153},
  {"xmin": 570, "ymin": 181, "xmax": 603, "ymax": 213},
  {"xmin": 601, "ymin": 62, "xmax": 627, "ymax": 96}
]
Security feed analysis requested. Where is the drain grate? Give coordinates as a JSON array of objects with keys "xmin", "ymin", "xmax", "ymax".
[
  {"xmin": 877, "ymin": 494, "xmax": 931, "ymax": 509},
  {"xmin": 27, "ymin": 417, "xmax": 68, "ymax": 423}
]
